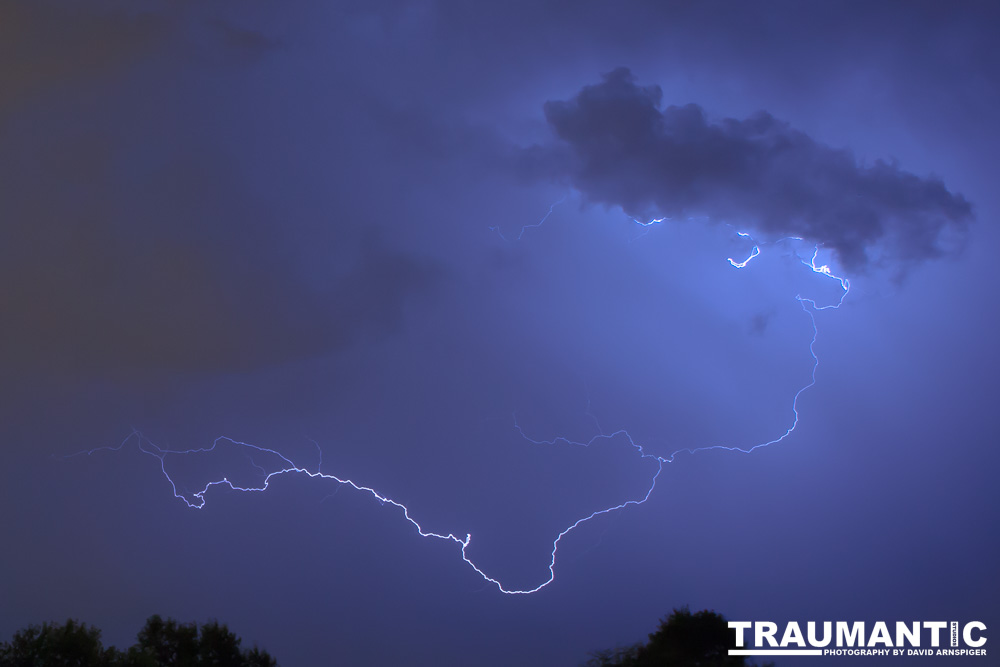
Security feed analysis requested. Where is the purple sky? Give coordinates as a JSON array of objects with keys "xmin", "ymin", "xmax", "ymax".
[{"xmin": 1, "ymin": 2, "xmax": 997, "ymax": 665}]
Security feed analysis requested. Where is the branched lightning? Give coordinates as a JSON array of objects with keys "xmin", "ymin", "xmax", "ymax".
[
  {"xmin": 631, "ymin": 216, "xmax": 669, "ymax": 227},
  {"xmin": 67, "ymin": 429, "xmax": 662, "ymax": 595},
  {"xmin": 489, "ymin": 196, "xmax": 567, "ymax": 241},
  {"xmin": 68, "ymin": 210, "xmax": 850, "ymax": 595},
  {"xmin": 657, "ymin": 226, "xmax": 849, "ymax": 458},
  {"xmin": 512, "ymin": 228, "xmax": 849, "ymax": 462},
  {"xmin": 728, "ymin": 231, "xmax": 760, "ymax": 268}
]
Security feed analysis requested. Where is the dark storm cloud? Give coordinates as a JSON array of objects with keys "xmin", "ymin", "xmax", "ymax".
[
  {"xmin": 0, "ymin": 123, "xmax": 442, "ymax": 378},
  {"xmin": 530, "ymin": 68, "xmax": 973, "ymax": 271},
  {"xmin": 0, "ymin": 1, "xmax": 277, "ymax": 114},
  {"xmin": 0, "ymin": 198, "xmax": 439, "ymax": 379},
  {"xmin": 0, "ymin": 1, "xmax": 172, "ymax": 116},
  {"xmin": 0, "ymin": 0, "xmax": 441, "ymax": 381}
]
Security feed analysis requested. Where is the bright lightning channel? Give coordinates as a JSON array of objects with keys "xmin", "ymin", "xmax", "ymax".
[
  {"xmin": 69, "ymin": 429, "xmax": 651, "ymax": 595},
  {"xmin": 728, "ymin": 231, "xmax": 760, "ymax": 268},
  {"xmin": 515, "ymin": 225, "xmax": 849, "ymax": 464},
  {"xmin": 68, "ymin": 210, "xmax": 849, "ymax": 595}
]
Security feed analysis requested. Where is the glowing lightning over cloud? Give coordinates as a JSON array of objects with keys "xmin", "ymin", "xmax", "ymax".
[
  {"xmin": 728, "ymin": 231, "xmax": 761, "ymax": 268},
  {"xmin": 490, "ymin": 196, "xmax": 567, "ymax": 241},
  {"xmin": 68, "ymin": 210, "xmax": 850, "ymax": 595}
]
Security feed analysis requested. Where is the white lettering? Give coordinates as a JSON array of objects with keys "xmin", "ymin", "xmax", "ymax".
[
  {"xmin": 896, "ymin": 622, "xmax": 920, "ymax": 647},
  {"xmin": 780, "ymin": 621, "xmax": 806, "ymax": 647},
  {"xmin": 756, "ymin": 622, "xmax": 779, "ymax": 648},
  {"xmin": 728, "ymin": 621, "xmax": 751, "ymax": 647},
  {"xmin": 868, "ymin": 621, "xmax": 892, "ymax": 647},
  {"xmin": 964, "ymin": 621, "xmax": 987, "ymax": 648},
  {"xmin": 837, "ymin": 622, "xmax": 864, "ymax": 647},
  {"xmin": 924, "ymin": 621, "xmax": 947, "ymax": 647},
  {"xmin": 808, "ymin": 621, "xmax": 832, "ymax": 647}
]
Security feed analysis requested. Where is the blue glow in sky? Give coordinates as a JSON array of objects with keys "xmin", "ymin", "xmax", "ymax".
[{"xmin": 1, "ymin": 2, "xmax": 997, "ymax": 666}]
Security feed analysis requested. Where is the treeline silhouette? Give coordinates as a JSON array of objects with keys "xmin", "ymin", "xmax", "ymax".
[
  {"xmin": 3, "ymin": 607, "xmax": 767, "ymax": 666},
  {"xmin": 586, "ymin": 607, "xmax": 775, "ymax": 667},
  {"xmin": 0, "ymin": 615, "xmax": 276, "ymax": 666}
]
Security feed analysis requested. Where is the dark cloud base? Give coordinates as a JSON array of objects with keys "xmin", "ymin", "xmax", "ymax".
[
  {"xmin": 0, "ymin": 0, "xmax": 442, "ymax": 383},
  {"xmin": 527, "ymin": 67, "xmax": 973, "ymax": 272}
]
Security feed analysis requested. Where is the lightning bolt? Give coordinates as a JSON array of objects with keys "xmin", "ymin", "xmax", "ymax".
[
  {"xmin": 66, "ymin": 208, "xmax": 849, "ymax": 595},
  {"xmin": 65, "ymin": 429, "xmax": 661, "ymax": 595},
  {"xmin": 664, "ymin": 227, "xmax": 848, "ymax": 457},
  {"xmin": 728, "ymin": 231, "xmax": 760, "ymax": 268},
  {"xmin": 489, "ymin": 196, "xmax": 567, "ymax": 241}
]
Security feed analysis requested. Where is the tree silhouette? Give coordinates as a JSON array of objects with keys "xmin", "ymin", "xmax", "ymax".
[
  {"xmin": 0, "ymin": 619, "xmax": 118, "ymax": 667},
  {"xmin": 586, "ymin": 607, "xmax": 774, "ymax": 667},
  {"xmin": 0, "ymin": 616, "xmax": 277, "ymax": 667},
  {"xmin": 126, "ymin": 615, "xmax": 200, "ymax": 666}
]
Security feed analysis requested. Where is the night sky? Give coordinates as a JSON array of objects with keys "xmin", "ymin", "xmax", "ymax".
[{"xmin": 1, "ymin": 2, "xmax": 997, "ymax": 665}]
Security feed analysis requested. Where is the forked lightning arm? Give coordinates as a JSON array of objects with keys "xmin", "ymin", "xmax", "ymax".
[
  {"xmin": 68, "ymin": 209, "xmax": 848, "ymax": 595},
  {"xmin": 489, "ymin": 196, "xmax": 567, "ymax": 241}
]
